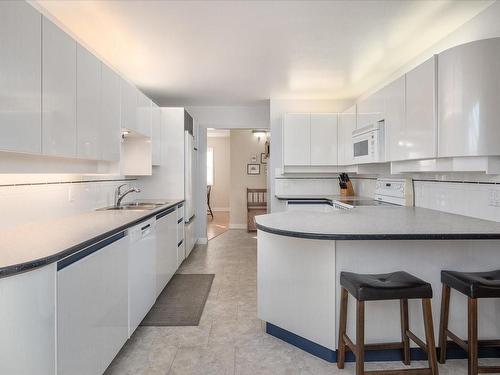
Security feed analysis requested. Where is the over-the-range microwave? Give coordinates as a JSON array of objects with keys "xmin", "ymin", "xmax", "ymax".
[{"xmin": 352, "ymin": 120, "xmax": 385, "ymax": 164}]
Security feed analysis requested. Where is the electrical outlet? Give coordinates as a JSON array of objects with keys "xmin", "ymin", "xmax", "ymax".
[{"xmin": 488, "ymin": 190, "xmax": 500, "ymax": 207}]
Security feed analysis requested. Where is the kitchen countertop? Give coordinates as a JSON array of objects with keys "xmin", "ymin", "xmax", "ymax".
[
  {"xmin": 0, "ymin": 199, "xmax": 184, "ymax": 279},
  {"xmin": 255, "ymin": 206, "xmax": 500, "ymax": 240}
]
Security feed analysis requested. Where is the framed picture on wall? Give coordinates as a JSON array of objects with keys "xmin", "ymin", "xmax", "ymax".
[
  {"xmin": 260, "ymin": 153, "xmax": 268, "ymax": 164},
  {"xmin": 247, "ymin": 164, "xmax": 261, "ymax": 175}
]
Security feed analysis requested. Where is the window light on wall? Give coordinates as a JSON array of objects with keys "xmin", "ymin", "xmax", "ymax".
[{"xmin": 207, "ymin": 147, "xmax": 214, "ymax": 186}]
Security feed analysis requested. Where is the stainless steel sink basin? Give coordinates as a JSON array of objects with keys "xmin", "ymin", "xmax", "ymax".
[{"xmin": 97, "ymin": 202, "xmax": 164, "ymax": 211}]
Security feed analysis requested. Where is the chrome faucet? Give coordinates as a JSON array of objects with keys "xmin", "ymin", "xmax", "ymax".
[{"xmin": 115, "ymin": 184, "xmax": 141, "ymax": 208}]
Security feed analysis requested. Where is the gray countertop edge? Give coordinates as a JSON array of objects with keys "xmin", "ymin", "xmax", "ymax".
[
  {"xmin": 255, "ymin": 222, "xmax": 500, "ymax": 241},
  {"xmin": 0, "ymin": 200, "xmax": 185, "ymax": 279}
]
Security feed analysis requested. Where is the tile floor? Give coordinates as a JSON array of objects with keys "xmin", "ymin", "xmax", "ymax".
[
  {"xmin": 207, "ymin": 211, "xmax": 229, "ymax": 240},
  {"xmin": 105, "ymin": 229, "xmax": 491, "ymax": 375}
]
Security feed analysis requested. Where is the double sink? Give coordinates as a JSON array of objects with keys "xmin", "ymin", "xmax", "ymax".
[{"xmin": 97, "ymin": 201, "xmax": 171, "ymax": 211}]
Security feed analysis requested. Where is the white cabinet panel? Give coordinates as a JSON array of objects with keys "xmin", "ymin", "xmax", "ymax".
[
  {"xmin": 283, "ymin": 113, "xmax": 310, "ymax": 166},
  {"xmin": 100, "ymin": 64, "xmax": 121, "ymax": 161},
  {"xmin": 77, "ymin": 44, "xmax": 101, "ymax": 160},
  {"xmin": 385, "ymin": 76, "xmax": 406, "ymax": 162},
  {"xmin": 57, "ymin": 234, "xmax": 128, "ymax": 375},
  {"xmin": 0, "ymin": 1, "xmax": 42, "ymax": 154},
  {"xmin": 129, "ymin": 219, "xmax": 156, "ymax": 335},
  {"xmin": 438, "ymin": 38, "xmax": 500, "ymax": 157},
  {"xmin": 120, "ymin": 79, "xmax": 137, "ymax": 132},
  {"xmin": 310, "ymin": 114, "xmax": 338, "ymax": 165},
  {"xmin": 42, "ymin": 17, "xmax": 77, "ymax": 157},
  {"xmin": 356, "ymin": 89, "xmax": 384, "ymax": 129},
  {"xmin": 137, "ymin": 92, "xmax": 152, "ymax": 137},
  {"xmin": 0, "ymin": 264, "xmax": 56, "ymax": 375},
  {"xmin": 405, "ymin": 56, "xmax": 437, "ymax": 160},
  {"xmin": 338, "ymin": 105, "xmax": 356, "ymax": 166},
  {"xmin": 152, "ymin": 103, "xmax": 161, "ymax": 165},
  {"xmin": 155, "ymin": 209, "xmax": 178, "ymax": 297}
]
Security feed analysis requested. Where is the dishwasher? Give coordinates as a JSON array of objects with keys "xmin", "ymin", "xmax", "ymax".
[{"xmin": 128, "ymin": 217, "xmax": 157, "ymax": 336}]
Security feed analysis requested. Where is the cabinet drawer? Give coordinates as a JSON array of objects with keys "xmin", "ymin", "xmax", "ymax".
[{"xmin": 177, "ymin": 221, "xmax": 184, "ymax": 242}]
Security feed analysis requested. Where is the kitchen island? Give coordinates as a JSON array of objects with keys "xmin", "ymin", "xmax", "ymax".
[{"xmin": 255, "ymin": 206, "xmax": 500, "ymax": 362}]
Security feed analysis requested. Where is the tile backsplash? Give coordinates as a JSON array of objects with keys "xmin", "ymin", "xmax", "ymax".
[
  {"xmin": 0, "ymin": 176, "xmax": 136, "ymax": 229},
  {"xmin": 353, "ymin": 176, "xmax": 500, "ymax": 222}
]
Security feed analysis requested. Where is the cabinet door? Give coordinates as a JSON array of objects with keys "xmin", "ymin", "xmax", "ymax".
[
  {"xmin": 120, "ymin": 79, "xmax": 137, "ymax": 132},
  {"xmin": 152, "ymin": 103, "xmax": 161, "ymax": 165},
  {"xmin": 155, "ymin": 210, "xmax": 177, "ymax": 296},
  {"xmin": 0, "ymin": 1, "xmax": 41, "ymax": 154},
  {"xmin": 42, "ymin": 17, "xmax": 77, "ymax": 157},
  {"xmin": 129, "ymin": 223, "xmax": 156, "ymax": 335},
  {"xmin": 438, "ymin": 39, "xmax": 500, "ymax": 157},
  {"xmin": 357, "ymin": 89, "xmax": 384, "ymax": 129},
  {"xmin": 57, "ymin": 235, "xmax": 128, "ymax": 375},
  {"xmin": 338, "ymin": 105, "xmax": 356, "ymax": 166},
  {"xmin": 405, "ymin": 56, "xmax": 437, "ymax": 160},
  {"xmin": 283, "ymin": 113, "xmax": 310, "ymax": 166},
  {"xmin": 77, "ymin": 44, "xmax": 101, "ymax": 160},
  {"xmin": 310, "ymin": 113, "xmax": 338, "ymax": 165},
  {"xmin": 137, "ymin": 92, "xmax": 152, "ymax": 137},
  {"xmin": 100, "ymin": 64, "xmax": 121, "ymax": 161},
  {"xmin": 385, "ymin": 76, "xmax": 406, "ymax": 161}
]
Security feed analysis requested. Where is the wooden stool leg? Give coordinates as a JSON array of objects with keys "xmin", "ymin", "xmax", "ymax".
[
  {"xmin": 468, "ymin": 298, "xmax": 478, "ymax": 375},
  {"xmin": 337, "ymin": 288, "xmax": 348, "ymax": 369},
  {"xmin": 356, "ymin": 300, "xmax": 365, "ymax": 375},
  {"xmin": 438, "ymin": 283, "xmax": 451, "ymax": 364},
  {"xmin": 422, "ymin": 298, "xmax": 439, "ymax": 375},
  {"xmin": 400, "ymin": 299, "xmax": 411, "ymax": 365}
]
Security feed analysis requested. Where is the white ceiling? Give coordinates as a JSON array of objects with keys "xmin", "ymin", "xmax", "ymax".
[{"xmin": 35, "ymin": 0, "xmax": 493, "ymax": 106}]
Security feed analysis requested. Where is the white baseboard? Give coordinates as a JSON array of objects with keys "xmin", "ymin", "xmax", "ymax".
[
  {"xmin": 212, "ymin": 207, "xmax": 229, "ymax": 212},
  {"xmin": 197, "ymin": 237, "xmax": 208, "ymax": 244},
  {"xmin": 229, "ymin": 224, "xmax": 247, "ymax": 230}
]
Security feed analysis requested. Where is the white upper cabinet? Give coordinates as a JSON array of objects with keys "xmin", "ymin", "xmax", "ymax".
[
  {"xmin": 0, "ymin": 1, "xmax": 41, "ymax": 154},
  {"xmin": 384, "ymin": 76, "xmax": 406, "ymax": 162},
  {"xmin": 120, "ymin": 79, "xmax": 137, "ymax": 133},
  {"xmin": 42, "ymin": 17, "xmax": 77, "ymax": 158},
  {"xmin": 283, "ymin": 113, "xmax": 310, "ymax": 166},
  {"xmin": 356, "ymin": 89, "xmax": 384, "ymax": 129},
  {"xmin": 152, "ymin": 103, "xmax": 161, "ymax": 165},
  {"xmin": 338, "ymin": 105, "xmax": 356, "ymax": 166},
  {"xmin": 77, "ymin": 44, "xmax": 101, "ymax": 160},
  {"xmin": 405, "ymin": 56, "xmax": 437, "ymax": 160},
  {"xmin": 310, "ymin": 114, "xmax": 338, "ymax": 165},
  {"xmin": 137, "ymin": 92, "xmax": 152, "ymax": 138},
  {"xmin": 100, "ymin": 64, "xmax": 121, "ymax": 162},
  {"xmin": 438, "ymin": 38, "xmax": 500, "ymax": 158}
]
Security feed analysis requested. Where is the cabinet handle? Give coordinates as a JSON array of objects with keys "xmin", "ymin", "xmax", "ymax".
[
  {"xmin": 57, "ymin": 232, "xmax": 125, "ymax": 271},
  {"xmin": 177, "ymin": 218, "xmax": 183, "ymax": 224},
  {"xmin": 141, "ymin": 224, "xmax": 151, "ymax": 231},
  {"xmin": 177, "ymin": 239, "xmax": 184, "ymax": 247}
]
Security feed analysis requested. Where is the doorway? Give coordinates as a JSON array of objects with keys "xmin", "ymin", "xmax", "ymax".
[{"xmin": 206, "ymin": 128, "xmax": 268, "ymax": 240}]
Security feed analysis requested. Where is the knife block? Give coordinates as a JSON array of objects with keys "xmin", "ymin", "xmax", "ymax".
[{"xmin": 340, "ymin": 180, "xmax": 355, "ymax": 197}]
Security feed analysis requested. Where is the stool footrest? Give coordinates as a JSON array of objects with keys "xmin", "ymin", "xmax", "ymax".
[
  {"xmin": 478, "ymin": 366, "xmax": 500, "ymax": 373},
  {"xmin": 364, "ymin": 369, "xmax": 432, "ymax": 375}
]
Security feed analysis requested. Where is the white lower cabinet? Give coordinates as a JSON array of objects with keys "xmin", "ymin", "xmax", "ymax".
[
  {"xmin": 177, "ymin": 205, "xmax": 185, "ymax": 267},
  {"xmin": 155, "ymin": 208, "xmax": 178, "ymax": 297},
  {"xmin": 128, "ymin": 218, "xmax": 157, "ymax": 336},
  {"xmin": 57, "ymin": 233, "xmax": 128, "ymax": 375}
]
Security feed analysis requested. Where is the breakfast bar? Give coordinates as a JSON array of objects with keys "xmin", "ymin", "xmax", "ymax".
[{"xmin": 255, "ymin": 207, "xmax": 500, "ymax": 363}]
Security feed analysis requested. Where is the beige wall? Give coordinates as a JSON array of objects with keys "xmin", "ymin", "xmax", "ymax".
[
  {"xmin": 207, "ymin": 136, "xmax": 230, "ymax": 211},
  {"xmin": 229, "ymin": 129, "xmax": 267, "ymax": 228}
]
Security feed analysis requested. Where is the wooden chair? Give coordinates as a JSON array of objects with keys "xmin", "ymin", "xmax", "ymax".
[
  {"xmin": 207, "ymin": 185, "xmax": 213, "ymax": 219},
  {"xmin": 247, "ymin": 188, "xmax": 267, "ymax": 232}
]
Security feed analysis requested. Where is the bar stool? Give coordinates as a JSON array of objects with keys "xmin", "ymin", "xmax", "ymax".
[
  {"xmin": 439, "ymin": 270, "xmax": 500, "ymax": 375},
  {"xmin": 338, "ymin": 271, "xmax": 439, "ymax": 375}
]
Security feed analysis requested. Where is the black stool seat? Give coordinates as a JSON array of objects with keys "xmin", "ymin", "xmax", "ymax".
[
  {"xmin": 441, "ymin": 270, "xmax": 500, "ymax": 298},
  {"xmin": 340, "ymin": 271, "xmax": 433, "ymax": 301}
]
